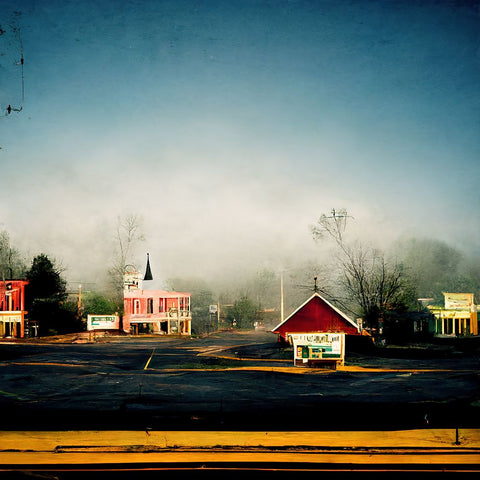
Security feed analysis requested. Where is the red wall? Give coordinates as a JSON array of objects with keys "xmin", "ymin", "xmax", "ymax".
[
  {"xmin": 275, "ymin": 295, "xmax": 359, "ymax": 338},
  {"xmin": 0, "ymin": 280, "xmax": 28, "ymax": 312},
  {"xmin": 0, "ymin": 280, "xmax": 28, "ymax": 338}
]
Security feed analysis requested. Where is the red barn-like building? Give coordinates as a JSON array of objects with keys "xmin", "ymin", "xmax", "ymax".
[{"xmin": 272, "ymin": 292, "xmax": 361, "ymax": 343}]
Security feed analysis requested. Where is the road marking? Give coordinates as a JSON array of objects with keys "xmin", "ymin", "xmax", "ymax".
[
  {"xmin": 3, "ymin": 362, "xmax": 86, "ymax": 367},
  {"xmin": 144, "ymin": 348, "xmax": 156, "ymax": 370}
]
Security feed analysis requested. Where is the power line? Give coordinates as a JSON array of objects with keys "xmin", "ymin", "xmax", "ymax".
[{"xmin": 3, "ymin": 13, "xmax": 24, "ymax": 116}]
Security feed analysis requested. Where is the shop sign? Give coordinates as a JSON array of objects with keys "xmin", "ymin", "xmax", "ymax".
[
  {"xmin": 0, "ymin": 312, "xmax": 22, "ymax": 322},
  {"xmin": 87, "ymin": 315, "xmax": 119, "ymax": 330},
  {"xmin": 290, "ymin": 333, "xmax": 344, "ymax": 363},
  {"xmin": 444, "ymin": 293, "xmax": 474, "ymax": 310}
]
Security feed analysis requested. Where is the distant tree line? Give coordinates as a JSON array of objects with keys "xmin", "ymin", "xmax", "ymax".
[
  {"xmin": 2, "ymin": 212, "xmax": 480, "ymax": 341},
  {"xmin": 0, "ymin": 230, "xmax": 121, "ymax": 336},
  {"xmin": 311, "ymin": 209, "xmax": 480, "ymax": 342}
]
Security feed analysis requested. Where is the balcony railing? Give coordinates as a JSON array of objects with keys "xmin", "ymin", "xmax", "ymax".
[{"xmin": 130, "ymin": 309, "xmax": 191, "ymax": 320}]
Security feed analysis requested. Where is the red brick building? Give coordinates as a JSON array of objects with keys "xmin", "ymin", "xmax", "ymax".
[{"xmin": 0, "ymin": 280, "xmax": 28, "ymax": 338}]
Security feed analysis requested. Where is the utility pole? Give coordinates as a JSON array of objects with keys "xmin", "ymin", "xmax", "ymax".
[
  {"xmin": 77, "ymin": 284, "xmax": 82, "ymax": 316},
  {"xmin": 280, "ymin": 272, "xmax": 284, "ymax": 323}
]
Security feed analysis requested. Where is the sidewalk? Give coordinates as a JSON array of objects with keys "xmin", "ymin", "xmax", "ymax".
[{"xmin": 1, "ymin": 429, "xmax": 479, "ymax": 468}]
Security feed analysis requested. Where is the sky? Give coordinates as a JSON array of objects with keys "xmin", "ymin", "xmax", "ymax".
[{"xmin": 0, "ymin": 0, "xmax": 479, "ymax": 288}]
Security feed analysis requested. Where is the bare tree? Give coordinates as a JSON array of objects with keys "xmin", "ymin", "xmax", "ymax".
[
  {"xmin": 311, "ymin": 208, "xmax": 351, "ymax": 246},
  {"xmin": 116, "ymin": 214, "xmax": 144, "ymax": 267},
  {"xmin": 311, "ymin": 209, "xmax": 411, "ymax": 335},
  {"xmin": 109, "ymin": 214, "xmax": 145, "ymax": 302},
  {"xmin": 0, "ymin": 230, "xmax": 27, "ymax": 279},
  {"xmin": 340, "ymin": 244, "xmax": 409, "ymax": 331}
]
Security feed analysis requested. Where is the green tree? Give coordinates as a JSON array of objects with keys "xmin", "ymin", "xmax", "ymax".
[
  {"xmin": 81, "ymin": 291, "xmax": 121, "ymax": 316},
  {"xmin": 227, "ymin": 296, "xmax": 258, "ymax": 330},
  {"xmin": 393, "ymin": 238, "xmax": 469, "ymax": 304},
  {"xmin": 462, "ymin": 256, "xmax": 480, "ymax": 301},
  {"xmin": 167, "ymin": 277, "xmax": 215, "ymax": 335},
  {"xmin": 251, "ymin": 268, "xmax": 278, "ymax": 310},
  {"xmin": 26, "ymin": 254, "xmax": 78, "ymax": 335}
]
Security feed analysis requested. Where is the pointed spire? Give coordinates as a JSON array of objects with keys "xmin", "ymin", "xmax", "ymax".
[{"xmin": 143, "ymin": 253, "xmax": 153, "ymax": 281}]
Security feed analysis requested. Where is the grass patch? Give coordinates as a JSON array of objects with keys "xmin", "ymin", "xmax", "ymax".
[{"xmin": 180, "ymin": 357, "xmax": 251, "ymax": 370}]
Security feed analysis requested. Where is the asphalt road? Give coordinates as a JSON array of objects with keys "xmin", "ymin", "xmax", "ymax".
[{"xmin": 0, "ymin": 330, "xmax": 479, "ymax": 431}]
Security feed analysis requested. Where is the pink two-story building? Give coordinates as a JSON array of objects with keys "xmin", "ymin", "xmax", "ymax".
[{"xmin": 123, "ymin": 288, "xmax": 192, "ymax": 335}]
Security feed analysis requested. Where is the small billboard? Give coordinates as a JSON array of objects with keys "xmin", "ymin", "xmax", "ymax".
[
  {"xmin": 87, "ymin": 315, "xmax": 120, "ymax": 331},
  {"xmin": 289, "ymin": 332, "xmax": 345, "ymax": 367},
  {"xmin": 444, "ymin": 293, "xmax": 474, "ymax": 310},
  {"xmin": 0, "ymin": 312, "xmax": 22, "ymax": 323}
]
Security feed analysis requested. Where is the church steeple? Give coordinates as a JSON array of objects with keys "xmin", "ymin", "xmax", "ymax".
[{"xmin": 143, "ymin": 253, "xmax": 153, "ymax": 281}]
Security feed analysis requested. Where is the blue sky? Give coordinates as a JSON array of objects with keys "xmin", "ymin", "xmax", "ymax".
[{"xmin": 1, "ymin": 0, "xmax": 479, "ymax": 285}]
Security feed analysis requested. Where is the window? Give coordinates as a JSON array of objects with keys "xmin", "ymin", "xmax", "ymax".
[
  {"xmin": 133, "ymin": 299, "xmax": 140, "ymax": 314},
  {"xmin": 147, "ymin": 298, "xmax": 153, "ymax": 314}
]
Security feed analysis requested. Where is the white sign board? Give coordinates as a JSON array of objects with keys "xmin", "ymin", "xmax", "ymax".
[
  {"xmin": 87, "ymin": 315, "xmax": 119, "ymax": 331},
  {"xmin": 0, "ymin": 312, "xmax": 22, "ymax": 323},
  {"xmin": 444, "ymin": 293, "xmax": 474, "ymax": 310},
  {"xmin": 290, "ymin": 333, "xmax": 345, "ymax": 365}
]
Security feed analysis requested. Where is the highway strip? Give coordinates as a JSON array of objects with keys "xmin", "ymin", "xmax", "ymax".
[{"xmin": 1, "ymin": 429, "xmax": 479, "ymax": 469}]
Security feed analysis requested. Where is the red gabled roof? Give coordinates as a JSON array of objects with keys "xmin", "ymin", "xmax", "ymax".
[{"xmin": 272, "ymin": 292, "xmax": 360, "ymax": 338}]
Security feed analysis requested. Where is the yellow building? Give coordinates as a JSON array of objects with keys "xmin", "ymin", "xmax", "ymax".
[{"xmin": 428, "ymin": 293, "xmax": 478, "ymax": 336}]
